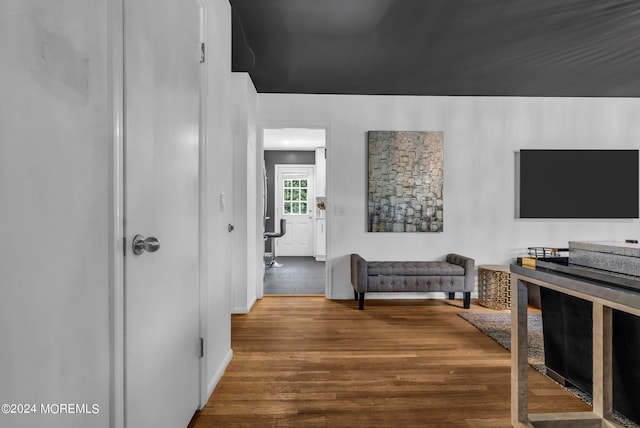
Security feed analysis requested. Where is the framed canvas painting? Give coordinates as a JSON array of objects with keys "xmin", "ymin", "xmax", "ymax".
[{"xmin": 367, "ymin": 131, "xmax": 444, "ymax": 232}]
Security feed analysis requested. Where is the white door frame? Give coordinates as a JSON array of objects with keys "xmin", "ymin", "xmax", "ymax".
[
  {"xmin": 196, "ymin": 0, "xmax": 209, "ymax": 410},
  {"xmin": 108, "ymin": 0, "xmax": 125, "ymax": 425},
  {"xmin": 257, "ymin": 123, "xmax": 331, "ymax": 299},
  {"xmin": 108, "ymin": 1, "xmax": 208, "ymax": 427}
]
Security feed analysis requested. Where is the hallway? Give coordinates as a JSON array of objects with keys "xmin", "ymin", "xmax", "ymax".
[{"xmin": 263, "ymin": 256, "xmax": 325, "ymax": 294}]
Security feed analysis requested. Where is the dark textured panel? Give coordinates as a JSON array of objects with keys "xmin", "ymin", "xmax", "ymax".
[{"xmin": 231, "ymin": 0, "xmax": 640, "ymax": 96}]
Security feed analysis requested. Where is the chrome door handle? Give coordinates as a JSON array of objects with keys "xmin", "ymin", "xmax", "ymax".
[{"xmin": 132, "ymin": 234, "xmax": 160, "ymax": 255}]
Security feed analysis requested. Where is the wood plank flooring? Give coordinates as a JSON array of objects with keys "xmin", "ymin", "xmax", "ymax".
[{"xmin": 190, "ymin": 296, "xmax": 590, "ymax": 427}]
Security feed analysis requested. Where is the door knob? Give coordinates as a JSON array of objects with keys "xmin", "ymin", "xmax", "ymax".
[{"xmin": 132, "ymin": 234, "xmax": 161, "ymax": 255}]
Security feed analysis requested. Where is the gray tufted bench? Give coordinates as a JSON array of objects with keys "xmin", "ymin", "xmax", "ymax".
[{"xmin": 350, "ymin": 253, "xmax": 475, "ymax": 310}]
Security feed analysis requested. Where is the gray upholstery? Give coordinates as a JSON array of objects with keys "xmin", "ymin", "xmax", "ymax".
[
  {"xmin": 367, "ymin": 275, "xmax": 465, "ymax": 293},
  {"xmin": 446, "ymin": 253, "xmax": 475, "ymax": 292},
  {"xmin": 367, "ymin": 261, "xmax": 464, "ymax": 277},
  {"xmin": 350, "ymin": 253, "xmax": 475, "ymax": 309},
  {"xmin": 351, "ymin": 254, "xmax": 368, "ymax": 294}
]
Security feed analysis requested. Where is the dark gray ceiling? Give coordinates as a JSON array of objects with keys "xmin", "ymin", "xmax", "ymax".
[{"xmin": 230, "ymin": 0, "xmax": 640, "ymax": 97}]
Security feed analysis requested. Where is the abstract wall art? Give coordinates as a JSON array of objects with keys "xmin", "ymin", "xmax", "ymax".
[{"xmin": 367, "ymin": 131, "xmax": 444, "ymax": 232}]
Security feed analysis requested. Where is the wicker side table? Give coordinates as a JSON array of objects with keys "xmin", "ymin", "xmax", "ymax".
[{"xmin": 477, "ymin": 265, "xmax": 511, "ymax": 310}]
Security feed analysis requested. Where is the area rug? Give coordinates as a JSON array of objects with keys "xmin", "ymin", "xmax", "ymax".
[
  {"xmin": 458, "ymin": 312, "xmax": 545, "ymax": 372},
  {"xmin": 458, "ymin": 312, "xmax": 639, "ymax": 428}
]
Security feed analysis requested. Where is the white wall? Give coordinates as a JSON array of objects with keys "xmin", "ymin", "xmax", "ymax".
[
  {"xmin": 0, "ymin": 1, "xmax": 111, "ymax": 427},
  {"xmin": 231, "ymin": 72, "xmax": 260, "ymax": 313},
  {"xmin": 0, "ymin": 1, "xmax": 236, "ymax": 426},
  {"xmin": 202, "ymin": 0, "xmax": 234, "ymax": 397},
  {"xmin": 258, "ymin": 94, "xmax": 640, "ymax": 299}
]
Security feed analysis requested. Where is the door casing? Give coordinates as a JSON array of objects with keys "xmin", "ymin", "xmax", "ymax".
[{"xmin": 258, "ymin": 123, "xmax": 331, "ymax": 299}]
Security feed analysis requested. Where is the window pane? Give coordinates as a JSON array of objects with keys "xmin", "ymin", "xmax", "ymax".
[{"xmin": 282, "ymin": 175, "xmax": 311, "ymax": 215}]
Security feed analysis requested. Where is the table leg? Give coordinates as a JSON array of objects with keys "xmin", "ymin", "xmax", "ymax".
[
  {"xmin": 592, "ymin": 302, "xmax": 613, "ymax": 420},
  {"xmin": 511, "ymin": 277, "xmax": 530, "ymax": 427}
]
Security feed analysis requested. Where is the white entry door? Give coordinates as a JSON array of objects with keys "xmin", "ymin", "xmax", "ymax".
[
  {"xmin": 124, "ymin": 0, "xmax": 202, "ymax": 427},
  {"xmin": 275, "ymin": 165, "xmax": 315, "ymax": 257}
]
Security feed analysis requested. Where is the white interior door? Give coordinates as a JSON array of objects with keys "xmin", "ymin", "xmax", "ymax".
[
  {"xmin": 275, "ymin": 165, "xmax": 315, "ymax": 257},
  {"xmin": 124, "ymin": 0, "xmax": 202, "ymax": 427}
]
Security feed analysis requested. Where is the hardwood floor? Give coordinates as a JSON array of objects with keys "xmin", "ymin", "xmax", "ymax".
[{"xmin": 190, "ymin": 296, "xmax": 590, "ymax": 427}]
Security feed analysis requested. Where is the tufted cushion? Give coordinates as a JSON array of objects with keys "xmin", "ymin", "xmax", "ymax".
[
  {"xmin": 367, "ymin": 275, "xmax": 465, "ymax": 292},
  {"xmin": 367, "ymin": 261, "xmax": 465, "ymax": 277}
]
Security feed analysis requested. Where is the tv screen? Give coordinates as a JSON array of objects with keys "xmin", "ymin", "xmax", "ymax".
[{"xmin": 519, "ymin": 149, "xmax": 639, "ymax": 219}]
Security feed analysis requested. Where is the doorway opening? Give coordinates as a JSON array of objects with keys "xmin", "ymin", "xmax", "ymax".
[{"xmin": 262, "ymin": 128, "xmax": 326, "ymax": 295}]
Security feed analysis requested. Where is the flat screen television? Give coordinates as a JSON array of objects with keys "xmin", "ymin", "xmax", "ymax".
[{"xmin": 519, "ymin": 149, "xmax": 639, "ymax": 219}]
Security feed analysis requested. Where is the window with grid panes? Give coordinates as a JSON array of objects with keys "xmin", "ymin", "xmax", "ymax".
[{"xmin": 283, "ymin": 179, "xmax": 308, "ymax": 215}]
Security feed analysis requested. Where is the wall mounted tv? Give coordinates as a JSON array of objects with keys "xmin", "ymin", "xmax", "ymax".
[{"xmin": 518, "ymin": 149, "xmax": 639, "ymax": 219}]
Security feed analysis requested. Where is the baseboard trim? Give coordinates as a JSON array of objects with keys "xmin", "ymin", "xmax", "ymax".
[
  {"xmin": 205, "ymin": 348, "xmax": 233, "ymax": 403},
  {"xmin": 247, "ymin": 295, "xmax": 257, "ymax": 312},
  {"xmin": 231, "ymin": 295, "xmax": 258, "ymax": 314}
]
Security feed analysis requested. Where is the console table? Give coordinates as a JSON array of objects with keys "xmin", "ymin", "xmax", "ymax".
[{"xmin": 510, "ymin": 263, "xmax": 640, "ymax": 428}]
